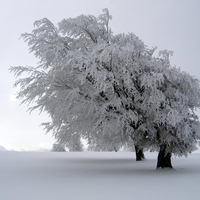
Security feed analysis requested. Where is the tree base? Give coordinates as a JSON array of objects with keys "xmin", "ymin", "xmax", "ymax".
[
  {"xmin": 135, "ymin": 146, "xmax": 145, "ymax": 161},
  {"xmin": 156, "ymin": 144, "xmax": 173, "ymax": 169}
]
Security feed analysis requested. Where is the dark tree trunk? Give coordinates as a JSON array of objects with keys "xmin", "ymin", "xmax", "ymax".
[
  {"xmin": 135, "ymin": 145, "xmax": 145, "ymax": 161},
  {"xmin": 156, "ymin": 144, "xmax": 173, "ymax": 169}
]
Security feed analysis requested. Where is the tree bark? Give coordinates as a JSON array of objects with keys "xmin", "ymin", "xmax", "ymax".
[
  {"xmin": 156, "ymin": 144, "xmax": 173, "ymax": 169},
  {"xmin": 135, "ymin": 145, "xmax": 145, "ymax": 161}
]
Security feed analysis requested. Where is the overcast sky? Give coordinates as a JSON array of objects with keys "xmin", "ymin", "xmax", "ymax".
[{"xmin": 0, "ymin": 0, "xmax": 200, "ymax": 151}]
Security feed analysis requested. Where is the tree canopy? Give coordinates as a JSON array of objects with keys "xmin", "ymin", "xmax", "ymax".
[{"xmin": 10, "ymin": 9, "xmax": 200, "ymax": 168}]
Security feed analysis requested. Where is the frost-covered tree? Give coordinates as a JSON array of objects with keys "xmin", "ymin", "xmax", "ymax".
[
  {"xmin": 128, "ymin": 50, "xmax": 200, "ymax": 168},
  {"xmin": 51, "ymin": 143, "xmax": 66, "ymax": 152},
  {"xmin": 10, "ymin": 9, "xmax": 200, "ymax": 168}
]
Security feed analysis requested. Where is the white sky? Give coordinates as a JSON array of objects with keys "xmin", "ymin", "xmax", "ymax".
[{"xmin": 0, "ymin": 0, "xmax": 200, "ymax": 151}]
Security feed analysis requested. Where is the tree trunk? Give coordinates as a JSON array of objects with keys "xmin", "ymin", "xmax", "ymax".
[
  {"xmin": 156, "ymin": 144, "xmax": 173, "ymax": 169},
  {"xmin": 135, "ymin": 145, "xmax": 145, "ymax": 161}
]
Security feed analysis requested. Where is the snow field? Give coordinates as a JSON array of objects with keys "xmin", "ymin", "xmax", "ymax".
[{"xmin": 0, "ymin": 152, "xmax": 199, "ymax": 200}]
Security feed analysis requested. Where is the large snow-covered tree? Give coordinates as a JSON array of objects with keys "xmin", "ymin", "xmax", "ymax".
[{"xmin": 10, "ymin": 9, "xmax": 200, "ymax": 168}]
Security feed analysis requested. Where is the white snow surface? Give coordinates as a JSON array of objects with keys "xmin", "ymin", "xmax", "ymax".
[{"xmin": 0, "ymin": 151, "xmax": 199, "ymax": 200}]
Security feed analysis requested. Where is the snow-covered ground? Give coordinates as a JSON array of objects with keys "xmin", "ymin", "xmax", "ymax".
[{"xmin": 0, "ymin": 151, "xmax": 199, "ymax": 200}]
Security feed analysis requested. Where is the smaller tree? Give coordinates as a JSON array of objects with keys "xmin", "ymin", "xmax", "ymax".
[{"xmin": 51, "ymin": 143, "xmax": 66, "ymax": 152}]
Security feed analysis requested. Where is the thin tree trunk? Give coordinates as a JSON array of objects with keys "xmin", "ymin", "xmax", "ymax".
[
  {"xmin": 114, "ymin": 147, "xmax": 118, "ymax": 152},
  {"xmin": 156, "ymin": 144, "xmax": 173, "ymax": 169},
  {"xmin": 135, "ymin": 145, "xmax": 145, "ymax": 161}
]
